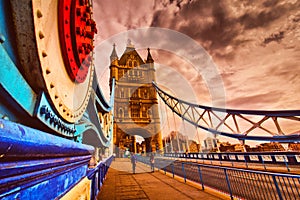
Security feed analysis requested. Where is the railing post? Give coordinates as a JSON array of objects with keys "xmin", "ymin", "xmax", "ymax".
[
  {"xmin": 97, "ymin": 167, "xmax": 101, "ymax": 192},
  {"xmin": 98, "ymin": 165, "xmax": 102, "ymax": 188},
  {"xmin": 283, "ymin": 156, "xmax": 290, "ymax": 172},
  {"xmin": 182, "ymin": 163, "xmax": 186, "ymax": 183},
  {"xmin": 90, "ymin": 174, "xmax": 96, "ymax": 200},
  {"xmin": 224, "ymin": 168, "xmax": 233, "ymax": 200},
  {"xmin": 272, "ymin": 175, "xmax": 283, "ymax": 200},
  {"xmin": 244, "ymin": 156, "xmax": 248, "ymax": 168},
  {"xmin": 87, "ymin": 155, "xmax": 114, "ymax": 200},
  {"xmin": 172, "ymin": 163, "xmax": 174, "ymax": 178},
  {"xmin": 261, "ymin": 156, "xmax": 267, "ymax": 170},
  {"xmin": 197, "ymin": 165, "xmax": 204, "ymax": 190}
]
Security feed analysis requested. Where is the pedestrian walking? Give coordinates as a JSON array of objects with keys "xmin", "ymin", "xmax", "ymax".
[
  {"xmin": 130, "ymin": 152, "xmax": 137, "ymax": 174},
  {"xmin": 150, "ymin": 153, "xmax": 155, "ymax": 172}
]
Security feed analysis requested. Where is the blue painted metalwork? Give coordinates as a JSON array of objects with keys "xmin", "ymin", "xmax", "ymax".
[
  {"xmin": 224, "ymin": 168, "xmax": 233, "ymax": 200},
  {"xmin": 165, "ymin": 151, "xmax": 300, "ymax": 167},
  {"xmin": 138, "ymin": 156, "xmax": 300, "ymax": 200},
  {"xmin": 0, "ymin": 0, "xmax": 18, "ymax": 63},
  {"xmin": 153, "ymin": 82, "xmax": 300, "ymax": 142},
  {"xmin": 0, "ymin": 44, "xmax": 37, "ymax": 119},
  {"xmin": 272, "ymin": 175, "xmax": 284, "ymax": 200},
  {"xmin": 35, "ymin": 93, "xmax": 76, "ymax": 137},
  {"xmin": 197, "ymin": 165, "xmax": 205, "ymax": 190},
  {"xmin": 0, "ymin": 2, "xmax": 116, "ymax": 199},
  {"xmin": 87, "ymin": 155, "xmax": 114, "ymax": 200},
  {"xmin": 181, "ymin": 163, "xmax": 186, "ymax": 183},
  {"xmin": 0, "ymin": 0, "xmax": 115, "ymax": 145},
  {"xmin": 0, "ymin": 119, "xmax": 94, "ymax": 199},
  {"xmin": 0, "ymin": 41, "xmax": 115, "ymax": 144},
  {"xmin": 172, "ymin": 163, "xmax": 175, "ymax": 178}
]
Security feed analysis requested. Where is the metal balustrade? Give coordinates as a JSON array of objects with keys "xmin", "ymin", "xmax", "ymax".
[
  {"xmin": 163, "ymin": 152, "xmax": 300, "ymax": 173},
  {"xmin": 87, "ymin": 155, "xmax": 114, "ymax": 200},
  {"xmin": 137, "ymin": 156, "xmax": 300, "ymax": 200}
]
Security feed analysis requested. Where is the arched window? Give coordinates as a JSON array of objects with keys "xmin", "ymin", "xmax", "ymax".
[
  {"xmin": 142, "ymin": 106, "xmax": 147, "ymax": 118},
  {"xmin": 128, "ymin": 61, "xmax": 132, "ymax": 67},
  {"xmin": 144, "ymin": 89, "xmax": 148, "ymax": 99},
  {"xmin": 120, "ymin": 89, "xmax": 124, "ymax": 98},
  {"xmin": 119, "ymin": 108, "xmax": 124, "ymax": 118}
]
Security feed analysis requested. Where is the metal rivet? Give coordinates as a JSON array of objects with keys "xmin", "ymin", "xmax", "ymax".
[
  {"xmin": 39, "ymin": 31, "xmax": 45, "ymax": 39},
  {"xmin": 0, "ymin": 34, "xmax": 5, "ymax": 43},
  {"xmin": 37, "ymin": 10, "xmax": 43, "ymax": 18}
]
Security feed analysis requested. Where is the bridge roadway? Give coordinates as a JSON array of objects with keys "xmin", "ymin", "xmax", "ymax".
[{"xmin": 98, "ymin": 158, "xmax": 228, "ymax": 200}]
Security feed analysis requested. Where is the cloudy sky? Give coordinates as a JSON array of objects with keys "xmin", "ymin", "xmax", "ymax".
[{"xmin": 93, "ymin": 0, "xmax": 300, "ymax": 145}]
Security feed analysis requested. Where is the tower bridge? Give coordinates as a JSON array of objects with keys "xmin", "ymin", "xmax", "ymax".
[
  {"xmin": 109, "ymin": 42, "xmax": 163, "ymax": 155},
  {"xmin": 0, "ymin": 1, "xmax": 300, "ymax": 199}
]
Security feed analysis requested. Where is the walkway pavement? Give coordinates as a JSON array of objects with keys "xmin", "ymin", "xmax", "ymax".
[{"xmin": 97, "ymin": 158, "xmax": 227, "ymax": 200}]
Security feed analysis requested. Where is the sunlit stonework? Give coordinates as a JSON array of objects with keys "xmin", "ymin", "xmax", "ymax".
[{"xmin": 109, "ymin": 40, "xmax": 163, "ymax": 155}]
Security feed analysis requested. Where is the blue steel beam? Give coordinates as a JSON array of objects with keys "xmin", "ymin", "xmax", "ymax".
[
  {"xmin": 153, "ymin": 82, "xmax": 300, "ymax": 142},
  {"xmin": 0, "ymin": 119, "xmax": 94, "ymax": 199}
]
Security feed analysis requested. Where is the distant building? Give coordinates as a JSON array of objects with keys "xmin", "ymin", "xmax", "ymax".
[
  {"xmin": 248, "ymin": 142, "xmax": 285, "ymax": 152},
  {"xmin": 203, "ymin": 137, "xmax": 218, "ymax": 152},
  {"xmin": 219, "ymin": 142, "xmax": 248, "ymax": 152},
  {"xmin": 288, "ymin": 143, "xmax": 300, "ymax": 151},
  {"xmin": 163, "ymin": 131, "xmax": 188, "ymax": 153},
  {"xmin": 258, "ymin": 142, "xmax": 285, "ymax": 152},
  {"xmin": 188, "ymin": 140, "xmax": 201, "ymax": 153}
]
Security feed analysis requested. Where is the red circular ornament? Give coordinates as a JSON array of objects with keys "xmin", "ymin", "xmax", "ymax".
[{"xmin": 58, "ymin": 0, "xmax": 97, "ymax": 83}]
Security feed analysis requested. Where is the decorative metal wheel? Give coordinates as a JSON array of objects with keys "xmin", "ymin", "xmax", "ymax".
[{"xmin": 11, "ymin": 0, "xmax": 97, "ymax": 123}]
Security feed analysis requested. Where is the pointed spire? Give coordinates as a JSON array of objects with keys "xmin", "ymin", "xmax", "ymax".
[
  {"xmin": 124, "ymin": 39, "xmax": 135, "ymax": 53},
  {"xmin": 110, "ymin": 43, "xmax": 118, "ymax": 62},
  {"xmin": 127, "ymin": 39, "xmax": 134, "ymax": 48},
  {"xmin": 146, "ymin": 48, "xmax": 154, "ymax": 63}
]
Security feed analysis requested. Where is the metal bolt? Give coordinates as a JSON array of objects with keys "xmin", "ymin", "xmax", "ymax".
[
  {"xmin": 85, "ymin": 31, "xmax": 94, "ymax": 39},
  {"xmin": 0, "ymin": 34, "xmax": 5, "ymax": 43},
  {"xmin": 76, "ymin": 8, "xmax": 81, "ymax": 16}
]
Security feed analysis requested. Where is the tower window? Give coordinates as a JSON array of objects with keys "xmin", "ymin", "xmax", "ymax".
[
  {"xmin": 120, "ymin": 89, "xmax": 124, "ymax": 98},
  {"xmin": 131, "ymin": 106, "xmax": 139, "ymax": 118},
  {"xmin": 142, "ymin": 106, "xmax": 148, "ymax": 118},
  {"xmin": 144, "ymin": 89, "xmax": 148, "ymax": 99},
  {"xmin": 118, "ymin": 108, "xmax": 124, "ymax": 118}
]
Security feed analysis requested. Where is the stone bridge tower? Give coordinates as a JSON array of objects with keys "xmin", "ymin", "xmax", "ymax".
[{"xmin": 109, "ymin": 41, "xmax": 163, "ymax": 155}]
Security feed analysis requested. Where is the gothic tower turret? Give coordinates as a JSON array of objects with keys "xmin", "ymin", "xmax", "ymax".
[{"xmin": 109, "ymin": 42, "xmax": 163, "ymax": 155}]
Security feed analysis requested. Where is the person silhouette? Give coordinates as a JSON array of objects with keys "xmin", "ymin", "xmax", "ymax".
[
  {"xmin": 130, "ymin": 152, "xmax": 137, "ymax": 174},
  {"xmin": 150, "ymin": 153, "xmax": 155, "ymax": 172}
]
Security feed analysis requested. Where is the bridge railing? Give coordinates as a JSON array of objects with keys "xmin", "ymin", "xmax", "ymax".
[
  {"xmin": 87, "ymin": 155, "xmax": 114, "ymax": 200},
  {"xmin": 137, "ymin": 156, "xmax": 300, "ymax": 200},
  {"xmin": 163, "ymin": 152, "xmax": 300, "ymax": 172}
]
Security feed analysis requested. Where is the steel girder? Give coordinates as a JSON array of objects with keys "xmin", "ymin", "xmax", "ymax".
[{"xmin": 153, "ymin": 82, "xmax": 300, "ymax": 142}]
